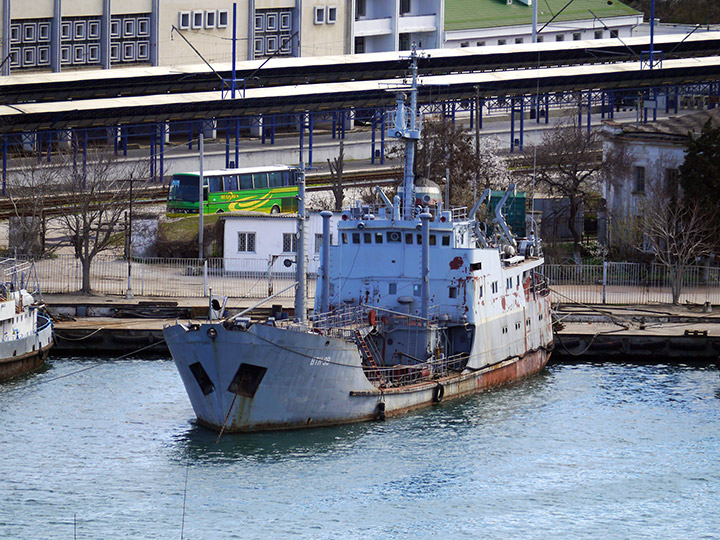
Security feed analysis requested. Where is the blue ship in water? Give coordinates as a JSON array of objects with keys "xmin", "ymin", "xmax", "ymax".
[{"xmin": 163, "ymin": 46, "xmax": 554, "ymax": 432}]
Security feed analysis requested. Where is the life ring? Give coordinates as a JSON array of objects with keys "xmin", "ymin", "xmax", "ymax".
[
  {"xmin": 432, "ymin": 383, "xmax": 445, "ymax": 403},
  {"xmin": 207, "ymin": 327, "xmax": 218, "ymax": 340},
  {"xmin": 368, "ymin": 309, "xmax": 376, "ymax": 326}
]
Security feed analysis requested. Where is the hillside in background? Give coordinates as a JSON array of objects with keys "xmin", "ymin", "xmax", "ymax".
[{"xmin": 625, "ymin": 0, "xmax": 720, "ymax": 24}]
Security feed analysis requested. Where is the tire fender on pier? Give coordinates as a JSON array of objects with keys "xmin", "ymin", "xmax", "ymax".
[{"xmin": 432, "ymin": 383, "xmax": 445, "ymax": 403}]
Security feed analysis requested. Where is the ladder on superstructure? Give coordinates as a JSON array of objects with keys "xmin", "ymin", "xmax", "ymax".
[{"xmin": 354, "ymin": 330, "xmax": 381, "ymax": 370}]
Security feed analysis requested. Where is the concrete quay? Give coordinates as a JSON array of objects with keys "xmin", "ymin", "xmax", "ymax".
[{"xmin": 42, "ymin": 293, "xmax": 720, "ymax": 364}]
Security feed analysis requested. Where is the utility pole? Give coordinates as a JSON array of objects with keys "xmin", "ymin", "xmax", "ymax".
[
  {"xmin": 198, "ymin": 132, "xmax": 204, "ymax": 260},
  {"xmin": 125, "ymin": 177, "xmax": 134, "ymax": 299}
]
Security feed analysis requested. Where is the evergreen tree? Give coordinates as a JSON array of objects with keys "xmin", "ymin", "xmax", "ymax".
[{"xmin": 679, "ymin": 118, "xmax": 720, "ymax": 217}]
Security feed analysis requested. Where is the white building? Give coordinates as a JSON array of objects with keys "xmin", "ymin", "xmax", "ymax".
[
  {"xmin": 601, "ymin": 110, "xmax": 720, "ymax": 244},
  {"xmin": 222, "ymin": 211, "xmax": 341, "ymax": 275},
  {"xmin": 349, "ymin": 0, "xmax": 643, "ymax": 54}
]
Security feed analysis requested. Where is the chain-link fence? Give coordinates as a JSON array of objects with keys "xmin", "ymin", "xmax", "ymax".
[{"xmin": 545, "ymin": 262, "xmax": 720, "ymax": 305}]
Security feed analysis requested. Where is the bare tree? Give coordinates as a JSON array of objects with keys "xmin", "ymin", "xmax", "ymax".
[
  {"xmin": 55, "ymin": 149, "xmax": 151, "ymax": 293},
  {"xmin": 388, "ymin": 117, "xmax": 486, "ymax": 208},
  {"xmin": 5, "ymin": 158, "xmax": 61, "ymax": 256},
  {"xmin": 326, "ymin": 141, "xmax": 344, "ymax": 211},
  {"xmin": 638, "ymin": 176, "xmax": 716, "ymax": 304},
  {"xmin": 520, "ymin": 116, "xmax": 608, "ymax": 263}
]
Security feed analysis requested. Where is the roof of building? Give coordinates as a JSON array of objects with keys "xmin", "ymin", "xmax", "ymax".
[
  {"xmin": 445, "ymin": 0, "xmax": 641, "ymax": 32},
  {"xmin": 605, "ymin": 108, "xmax": 720, "ymax": 144}
]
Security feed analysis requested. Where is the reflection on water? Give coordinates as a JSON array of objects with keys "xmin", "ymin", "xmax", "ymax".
[{"xmin": 1, "ymin": 358, "xmax": 719, "ymax": 540}]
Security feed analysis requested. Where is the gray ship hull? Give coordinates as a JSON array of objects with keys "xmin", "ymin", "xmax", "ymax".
[{"xmin": 164, "ymin": 321, "xmax": 551, "ymax": 432}]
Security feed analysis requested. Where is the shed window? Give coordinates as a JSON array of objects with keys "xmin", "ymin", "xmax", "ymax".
[{"xmin": 237, "ymin": 232, "xmax": 256, "ymax": 252}]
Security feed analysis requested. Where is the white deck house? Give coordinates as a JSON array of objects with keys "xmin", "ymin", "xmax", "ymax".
[{"xmin": 222, "ymin": 211, "xmax": 341, "ymax": 274}]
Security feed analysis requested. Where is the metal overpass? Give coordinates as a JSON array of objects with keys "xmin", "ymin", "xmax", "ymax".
[{"xmin": 2, "ymin": 33, "xmax": 720, "ymax": 191}]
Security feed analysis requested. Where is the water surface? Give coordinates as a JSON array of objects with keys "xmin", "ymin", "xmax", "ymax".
[{"xmin": 1, "ymin": 358, "xmax": 718, "ymax": 539}]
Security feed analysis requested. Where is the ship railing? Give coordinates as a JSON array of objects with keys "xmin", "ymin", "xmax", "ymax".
[
  {"xmin": 533, "ymin": 272, "xmax": 550, "ymax": 297},
  {"xmin": 0, "ymin": 258, "xmax": 42, "ymax": 299},
  {"xmin": 363, "ymin": 353, "xmax": 468, "ymax": 387},
  {"xmin": 273, "ymin": 305, "xmax": 370, "ymax": 337}
]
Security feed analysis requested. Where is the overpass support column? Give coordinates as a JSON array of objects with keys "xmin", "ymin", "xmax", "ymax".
[
  {"xmin": 308, "ymin": 112, "xmax": 314, "ymax": 168},
  {"xmin": 380, "ymin": 110, "xmax": 386, "ymax": 165},
  {"xmin": 519, "ymin": 97, "xmax": 524, "ymax": 150},
  {"xmin": 250, "ymin": 116, "xmax": 263, "ymax": 138},
  {"xmin": 20, "ymin": 132, "xmax": 38, "ymax": 154},
  {"xmin": 234, "ymin": 118, "xmax": 240, "ymax": 169},
  {"xmin": 202, "ymin": 120, "xmax": 217, "ymax": 140},
  {"xmin": 58, "ymin": 129, "xmax": 73, "ymax": 151},
  {"xmin": 587, "ymin": 91, "xmax": 592, "ymax": 133},
  {"xmin": 158, "ymin": 123, "xmax": 166, "ymax": 181},
  {"xmin": 371, "ymin": 111, "xmax": 377, "ymax": 165},
  {"xmin": 510, "ymin": 98, "xmax": 516, "ymax": 153},
  {"xmin": 3, "ymin": 136, "xmax": 7, "ymax": 195}
]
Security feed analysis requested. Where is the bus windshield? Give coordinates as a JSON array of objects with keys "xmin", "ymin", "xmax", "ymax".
[{"xmin": 168, "ymin": 174, "xmax": 200, "ymax": 202}]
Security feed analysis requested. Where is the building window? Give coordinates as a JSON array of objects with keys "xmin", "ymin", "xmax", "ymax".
[
  {"xmin": 327, "ymin": 7, "xmax": 337, "ymax": 24},
  {"xmin": 573, "ymin": 32, "xmax": 582, "ymax": 41},
  {"xmin": 238, "ymin": 232, "xmax": 256, "ymax": 253},
  {"xmin": 255, "ymin": 9, "xmax": 294, "ymax": 58},
  {"xmin": 555, "ymin": 34, "xmax": 565, "ymax": 41},
  {"xmin": 218, "ymin": 10, "xmax": 229, "ymax": 28},
  {"xmin": 315, "ymin": 233, "xmax": 332, "ymax": 253},
  {"xmin": 314, "ymin": 7, "xmax": 325, "ymax": 24},
  {"xmin": 610, "ymin": 29, "xmax": 619, "ymax": 38},
  {"xmin": 476, "ymin": 41, "xmax": 485, "ymax": 46},
  {"xmin": 356, "ymin": 0, "xmax": 367, "ymax": 18},
  {"xmin": 634, "ymin": 166, "xmax": 646, "ymax": 193},
  {"xmin": 461, "ymin": 41, "xmax": 469, "ymax": 48},
  {"xmin": 537, "ymin": 36, "xmax": 544, "ymax": 42},
  {"xmin": 399, "ymin": 33, "xmax": 411, "ymax": 50},
  {"xmin": 515, "ymin": 37, "xmax": 524, "ymax": 44},
  {"xmin": 355, "ymin": 36, "xmax": 366, "ymax": 53},
  {"xmin": 192, "ymin": 11, "xmax": 204, "ymax": 29},
  {"xmin": 283, "ymin": 233, "xmax": 297, "ymax": 253},
  {"xmin": 205, "ymin": 10, "xmax": 216, "ymax": 29},
  {"xmin": 498, "ymin": 39, "xmax": 506, "ymax": 45},
  {"xmin": 595, "ymin": 30, "xmax": 603, "ymax": 39},
  {"xmin": 400, "ymin": 0, "xmax": 411, "ymax": 15}
]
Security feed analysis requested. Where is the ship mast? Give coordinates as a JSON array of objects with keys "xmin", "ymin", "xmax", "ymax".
[{"xmin": 388, "ymin": 44, "xmax": 422, "ymax": 220}]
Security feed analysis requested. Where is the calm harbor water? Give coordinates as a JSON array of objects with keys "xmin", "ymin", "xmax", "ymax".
[{"xmin": 1, "ymin": 357, "xmax": 719, "ymax": 540}]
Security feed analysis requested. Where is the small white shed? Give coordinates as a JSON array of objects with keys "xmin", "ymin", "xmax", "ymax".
[{"xmin": 222, "ymin": 211, "xmax": 341, "ymax": 274}]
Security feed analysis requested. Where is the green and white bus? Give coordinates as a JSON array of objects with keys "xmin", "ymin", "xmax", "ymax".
[{"xmin": 166, "ymin": 165, "xmax": 300, "ymax": 214}]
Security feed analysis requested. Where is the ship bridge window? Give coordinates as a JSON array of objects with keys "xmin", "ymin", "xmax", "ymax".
[
  {"xmin": 389, "ymin": 283, "xmax": 397, "ymax": 294},
  {"xmin": 352, "ymin": 232, "xmax": 360, "ymax": 244},
  {"xmin": 342, "ymin": 233, "xmax": 348, "ymax": 244},
  {"xmin": 449, "ymin": 286, "xmax": 457, "ymax": 298},
  {"xmin": 470, "ymin": 262, "xmax": 482, "ymax": 271},
  {"xmin": 413, "ymin": 284, "xmax": 421, "ymax": 296},
  {"xmin": 405, "ymin": 233, "xmax": 413, "ymax": 244},
  {"xmin": 387, "ymin": 231, "xmax": 402, "ymax": 243},
  {"xmin": 441, "ymin": 235, "xmax": 450, "ymax": 246},
  {"xmin": 429, "ymin": 235, "xmax": 436, "ymax": 246},
  {"xmin": 375, "ymin": 232, "xmax": 383, "ymax": 244},
  {"xmin": 364, "ymin": 232, "xmax": 372, "ymax": 243},
  {"xmin": 491, "ymin": 281, "xmax": 498, "ymax": 294}
]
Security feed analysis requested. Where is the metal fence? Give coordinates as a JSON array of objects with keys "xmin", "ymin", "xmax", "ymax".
[
  {"xmin": 545, "ymin": 262, "xmax": 720, "ymax": 305},
  {"xmin": 20, "ymin": 255, "xmax": 720, "ymax": 305},
  {"xmin": 31, "ymin": 254, "xmax": 314, "ymax": 299}
]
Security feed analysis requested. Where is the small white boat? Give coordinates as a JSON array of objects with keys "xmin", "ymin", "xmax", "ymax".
[{"xmin": 0, "ymin": 260, "xmax": 54, "ymax": 382}]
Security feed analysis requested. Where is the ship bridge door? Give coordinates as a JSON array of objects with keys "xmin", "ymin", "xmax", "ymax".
[{"xmin": 361, "ymin": 280, "xmax": 380, "ymax": 305}]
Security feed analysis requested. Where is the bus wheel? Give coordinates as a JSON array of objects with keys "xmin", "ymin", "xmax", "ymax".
[
  {"xmin": 271, "ymin": 205, "xmax": 280, "ymax": 214},
  {"xmin": 216, "ymin": 209, "xmax": 224, "ymax": 214}
]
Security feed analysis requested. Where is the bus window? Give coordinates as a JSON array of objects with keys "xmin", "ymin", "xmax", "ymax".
[
  {"xmin": 225, "ymin": 175, "xmax": 238, "ymax": 191},
  {"xmin": 238, "ymin": 174, "xmax": 253, "ymax": 190},
  {"xmin": 208, "ymin": 176, "xmax": 224, "ymax": 193},
  {"xmin": 268, "ymin": 172, "xmax": 283, "ymax": 188},
  {"xmin": 168, "ymin": 174, "xmax": 199, "ymax": 202},
  {"xmin": 253, "ymin": 173, "xmax": 268, "ymax": 189},
  {"xmin": 282, "ymin": 171, "xmax": 293, "ymax": 186}
]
